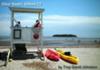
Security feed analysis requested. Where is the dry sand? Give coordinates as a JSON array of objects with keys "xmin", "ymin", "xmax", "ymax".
[{"xmin": 0, "ymin": 46, "xmax": 100, "ymax": 70}]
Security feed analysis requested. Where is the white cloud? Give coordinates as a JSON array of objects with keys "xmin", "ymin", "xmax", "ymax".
[
  {"xmin": 0, "ymin": 14, "xmax": 10, "ymax": 18},
  {"xmin": 44, "ymin": 15, "xmax": 100, "ymax": 24},
  {"xmin": 0, "ymin": 21, "xmax": 10, "ymax": 36},
  {"xmin": 0, "ymin": 14, "xmax": 100, "ymax": 37},
  {"xmin": 1, "ymin": 14, "xmax": 100, "ymax": 26},
  {"xmin": 0, "ymin": 14, "xmax": 10, "ymax": 35}
]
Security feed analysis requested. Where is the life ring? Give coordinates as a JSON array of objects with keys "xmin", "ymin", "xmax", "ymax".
[{"xmin": 33, "ymin": 33, "xmax": 39, "ymax": 39}]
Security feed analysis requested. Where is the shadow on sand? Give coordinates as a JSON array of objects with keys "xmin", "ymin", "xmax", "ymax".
[
  {"xmin": 0, "ymin": 51, "xmax": 37, "ymax": 61},
  {"xmin": 12, "ymin": 51, "xmax": 36, "ymax": 60},
  {"xmin": 0, "ymin": 50, "xmax": 41, "ymax": 67}
]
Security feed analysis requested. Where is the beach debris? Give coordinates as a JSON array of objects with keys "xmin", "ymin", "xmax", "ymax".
[
  {"xmin": 23, "ymin": 61, "xmax": 57, "ymax": 70},
  {"xmin": 9, "ymin": 59, "xmax": 13, "ymax": 62}
]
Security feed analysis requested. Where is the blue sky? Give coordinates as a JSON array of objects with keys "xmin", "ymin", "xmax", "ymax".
[{"xmin": 0, "ymin": 0, "xmax": 100, "ymax": 38}]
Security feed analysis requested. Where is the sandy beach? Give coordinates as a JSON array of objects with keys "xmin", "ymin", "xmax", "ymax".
[{"xmin": 0, "ymin": 45, "xmax": 100, "ymax": 70}]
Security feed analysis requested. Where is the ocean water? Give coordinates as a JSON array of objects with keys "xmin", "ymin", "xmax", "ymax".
[
  {"xmin": 43, "ymin": 37, "xmax": 100, "ymax": 46},
  {"xmin": 0, "ymin": 36, "xmax": 100, "ymax": 46}
]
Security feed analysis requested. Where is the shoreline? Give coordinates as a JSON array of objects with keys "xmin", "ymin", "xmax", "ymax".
[
  {"xmin": 0, "ymin": 40, "xmax": 100, "ymax": 49},
  {"xmin": 0, "ymin": 44, "xmax": 100, "ymax": 49}
]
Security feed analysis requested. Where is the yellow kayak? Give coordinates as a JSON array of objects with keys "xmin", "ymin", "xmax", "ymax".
[{"xmin": 56, "ymin": 50, "xmax": 79, "ymax": 64}]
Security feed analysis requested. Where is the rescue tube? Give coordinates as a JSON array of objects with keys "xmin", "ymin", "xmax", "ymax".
[
  {"xmin": 56, "ymin": 50, "xmax": 79, "ymax": 64},
  {"xmin": 45, "ymin": 49, "xmax": 60, "ymax": 61}
]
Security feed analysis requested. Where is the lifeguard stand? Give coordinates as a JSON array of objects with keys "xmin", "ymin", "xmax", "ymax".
[{"xmin": 5, "ymin": 7, "xmax": 44, "ymax": 66}]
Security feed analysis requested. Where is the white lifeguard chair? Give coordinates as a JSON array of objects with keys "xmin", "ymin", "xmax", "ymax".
[{"xmin": 5, "ymin": 7, "xmax": 44, "ymax": 66}]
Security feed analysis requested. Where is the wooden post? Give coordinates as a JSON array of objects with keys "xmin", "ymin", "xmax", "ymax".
[
  {"xmin": 10, "ymin": 10, "xmax": 14, "ymax": 59},
  {"xmin": 4, "ymin": 48, "xmax": 11, "ymax": 66}
]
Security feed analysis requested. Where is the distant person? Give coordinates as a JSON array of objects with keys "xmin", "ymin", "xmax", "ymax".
[
  {"xmin": 33, "ymin": 20, "xmax": 42, "ymax": 28},
  {"xmin": 15, "ymin": 21, "xmax": 21, "ymax": 27}
]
